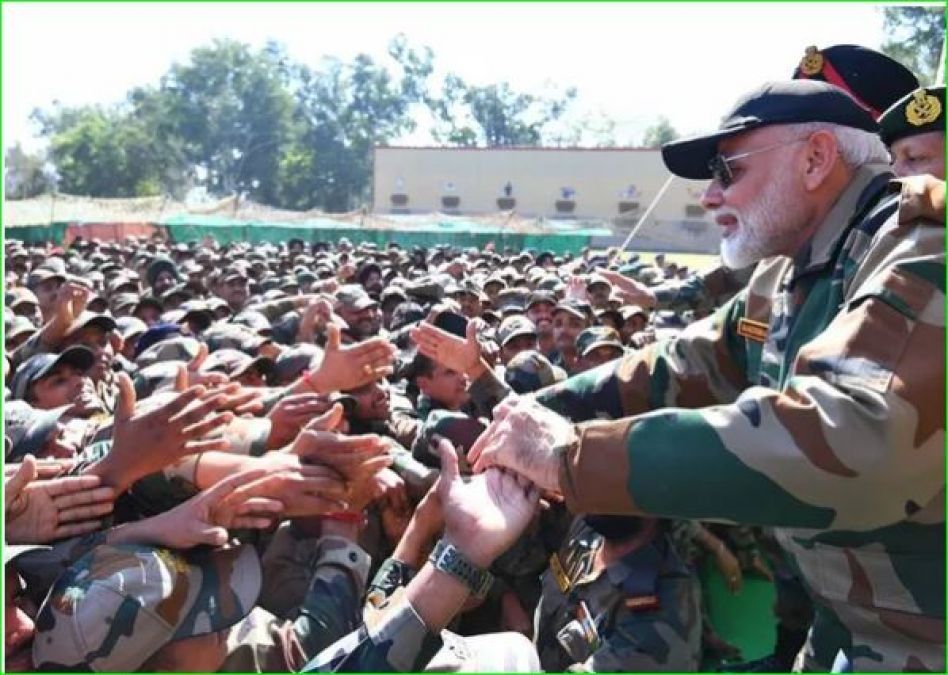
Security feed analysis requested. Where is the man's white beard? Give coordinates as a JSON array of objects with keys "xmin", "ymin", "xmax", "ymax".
[{"xmin": 716, "ymin": 172, "xmax": 804, "ymax": 269}]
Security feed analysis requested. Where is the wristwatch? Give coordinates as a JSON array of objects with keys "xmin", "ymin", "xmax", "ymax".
[{"xmin": 428, "ymin": 539, "xmax": 493, "ymax": 599}]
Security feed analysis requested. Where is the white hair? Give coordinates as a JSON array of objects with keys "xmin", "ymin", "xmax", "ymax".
[{"xmin": 779, "ymin": 122, "xmax": 890, "ymax": 168}]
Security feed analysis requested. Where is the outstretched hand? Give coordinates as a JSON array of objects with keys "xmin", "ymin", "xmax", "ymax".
[
  {"xmin": 145, "ymin": 469, "xmax": 286, "ymax": 548},
  {"xmin": 598, "ymin": 269, "xmax": 657, "ymax": 308},
  {"xmin": 6, "ymin": 456, "xmax": 116, "ymax": 544},
  {"xmin": 410, "ymin": 320, "xmax": 484, "ymax": 377},
  {"xmin": 306, "ymin": 324, "xmax": 395, "ymax": 393},
  {"xmin": 437, "ymin": 438, "xmax": 540, "ymax": 568},
  {"xmin": 97, "ymin": 373, "xmax": 234, "ymax": 491}
]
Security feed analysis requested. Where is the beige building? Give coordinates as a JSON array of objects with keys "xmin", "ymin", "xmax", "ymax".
[{"xmin": 372, "ymin": 145, "xmax": 720, "ymax": 253}]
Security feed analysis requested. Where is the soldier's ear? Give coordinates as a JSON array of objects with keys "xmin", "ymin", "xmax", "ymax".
[{"xmin": 801, "ymin": 130, "xmax": 840, "ymax": 191}]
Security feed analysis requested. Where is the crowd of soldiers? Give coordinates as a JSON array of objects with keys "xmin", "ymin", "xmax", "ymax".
[{"xmin": 4, "ymin": 43, "xmax": 945, "ymax": 672}]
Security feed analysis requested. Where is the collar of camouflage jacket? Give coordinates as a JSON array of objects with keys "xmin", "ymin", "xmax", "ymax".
[{"xmin": 791, "ymin": 162, "xmax": 892, "ymax": 281}]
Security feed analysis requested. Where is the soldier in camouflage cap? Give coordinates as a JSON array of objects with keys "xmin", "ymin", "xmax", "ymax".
[
  {"xmin": 134, "ymin": 334, "xmax": 202, "ymax": 369},
  {"xmin": 334, "ymin": 284, "xmax": 381, "ymax": 340},
  {"xmin": 503, "ymin": 349, "xmax": 562, "ymax": 394},
  {"xmin": 410, "ymin": 409, "xmax": 485, "ymax": 470},
  {"xmin": 495, "ymin": 314, "xmax": 538, "ymax": 365},
  {"xmin": 32, "ymin": 543, "xmax": 260, "ymax": 671},
  {"xmin": 574, "ymin": 325, "xmax": 624, "ymax": 372}
]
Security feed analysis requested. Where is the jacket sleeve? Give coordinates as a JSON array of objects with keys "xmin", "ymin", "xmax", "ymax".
[
  {"xmin": 300, "ymin": 597, "xmax": 442, "ymax": 672},
  {"xmin": 558, "ymin": 220, "xmax": 945, "ymax": 531},
  {"xmin": 536, "ymin": 291, "xmax": 751, "ymax": 423}
]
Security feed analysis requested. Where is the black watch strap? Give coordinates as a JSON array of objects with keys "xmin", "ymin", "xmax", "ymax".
[{"xmin": 428, "ymin": 539, "xmax": 493, "ymax": 599}]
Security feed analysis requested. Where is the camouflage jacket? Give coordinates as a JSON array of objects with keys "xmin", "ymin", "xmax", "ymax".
[
  {"xmin": 535, "ymin": 167, "xmax": 945, "ymax": 671},
  {"xmin": 301, "ymin": 595, "xmax": 443, "ymax": 672},
  {"xmin": 535, "ymin": 518, "xmax": 701, "ymax": 672},
  {"xmin": 221, "ymin": 535, "xmax": 370, "ymax": 672},
  {"xmin": 651, "ymin": 264, "xmax": 755, "ymax": 314}
]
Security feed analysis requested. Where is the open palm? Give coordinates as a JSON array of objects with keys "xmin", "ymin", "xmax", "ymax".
[{"xmin": 436, "ymin": 439, "xmax": 539, "ymax": 568}]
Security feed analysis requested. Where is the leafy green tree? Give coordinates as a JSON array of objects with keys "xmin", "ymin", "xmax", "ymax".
[
  {"xmin": 4, "ymin": 143, "xmax": 54, "ymax": 199},
  {"xmin": 430, "ymin": 77, "xmax": 577, "ymax": 147},
  {"xmin": 641, "ymin": 116, "xmax": 679, "ymax": 147},
  {"xmin": 32, "ymin": 105, "xmax": 174, "ymax": 197},
  {"xmin": 155, "ymin": 39, "xmax": 297, "ymax": 203},
  {"xmin": 880, "ymin": 6, "xmax": 945, "ymax": 85}
]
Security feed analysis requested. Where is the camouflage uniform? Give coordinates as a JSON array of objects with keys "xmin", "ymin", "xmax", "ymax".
[
  {"xmin": 304, "ymin": 588, "xmax": 541, "ymax": 672},
  {"xmin": 33, "ymin": 543, "xmax": 261, "ymax": 671},
  {"xmin": 651, "ymin": 264, "xmax": 755, "ymax": 314},
  {"xmin": 534, "ymin": 169, "xmax": 945, "ymax": 671},
  {"xmin": 535, "ymin": 518, "xmax": 701, "ymax": 672},
  {"xmin": 221, "ymin": 534, "xmax": 371, "ymax": 672}
]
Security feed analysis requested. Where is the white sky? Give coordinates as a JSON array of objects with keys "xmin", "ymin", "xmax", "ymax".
[{"xmin": 0, "ymin": 2, "xmax": 931, "ymax": 153}]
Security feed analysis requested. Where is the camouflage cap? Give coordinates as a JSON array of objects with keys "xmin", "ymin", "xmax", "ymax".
[
  {"xmin": 576, "ymin": 326, "xmax": 624, "ymax": 358},
  {"xmin": 7, "ymin": 315, "xmax": 38, "ymax": 341},
  {"xmin": 410, "ymin": 410, "xmax": 486, "ymax": 470},
  {"xmin": 10, "ymin": 346, "xmax": 96, "ymax": 401},
  {"xmin": 109, "ymin": 292, "xmax": 140, "ymax": 314},
  {"xmin": 4, "ymin": 401, "xmax": 71, "ymax": 460},
  {"xmin": 26, "ymin": 267, "xmax": 66, "ymax": 290},
  {"xmin": 135, "ymin": 335, "xmax": 202, "ymax": 368},
  {"xmin": 232, "ymin": 310, "xmax": 273, "ymax": 335},
  {"xmin": 115, "ymin": 316, "xmax": 148, "ymax": 342},
  {"xmin": 526, "ymin": 290, "xmax": 557, "ymax": 310},
  {"xmin": 64, "ymin": 312, "xmax": 117, "ymax": 340},
  {"xmin": 405, "ymin": 277, "xmax": 446, "ymax": 304},
  {"xmin": 553, "ymin": 298, "xmax": 594, "ymax": 321},
  {"xmin": 586, "ymin": 273, "xmax": 613, "ymax": 290},
  {"xmin": 537, "ymin": 274, "xmax": 565, "ymax": 292},
  {"xmin": 202, "ymin": 348, "xmax": 275, "ymax": 380},
  {"xmin": 33, "ymin": 543, "xmax": 260, "ymax": 672},
  {"xmin": 390, "ymin": 301, "xmax": 426, "ymax": 332},
  {"xmin": 334, "ymin": 284, "xmax": 378, "ymax": 312},
  {"xmin": 274, "ymin": 343, "xmax": 322, "ymax": 384},
  {"xmin": 504, "ymin": 349, "xmax": 558, "ymax": 394},
  {"xmin": 6, "ymin": 286, "xmax": 40, "ymax": 309},
  {"xmin": 496, "ymin": 315, "xmax": 538, "ymax": 347},
  {"xmin": 204, "ymin": 323, "xmax": 269, "ymax": 356}
]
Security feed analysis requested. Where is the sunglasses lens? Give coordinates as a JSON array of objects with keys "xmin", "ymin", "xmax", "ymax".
[{"xmin": 708, "ymin": 156, "xmax": 731, "ymax": 188}]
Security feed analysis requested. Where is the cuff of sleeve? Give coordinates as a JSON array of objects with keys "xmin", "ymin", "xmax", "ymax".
[
  {"xmin": 318, "ymin": 535, "xmax": 372, "ymax": 591},
  {"xmin": 367, "ymin": 596, "xmax": 442, "ymax": 672},
  {"xmin": 559, "ymin": 419, "xmax": 639, "ymax": 515}
]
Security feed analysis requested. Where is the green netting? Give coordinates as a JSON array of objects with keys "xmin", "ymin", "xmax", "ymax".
[
  {"xmin": 160, "ymin": 214, "xmax": 608, "ymax": 255},
  {"xmin": 4, "ymin": 222, "xmax": 69, "ymax": 244}
]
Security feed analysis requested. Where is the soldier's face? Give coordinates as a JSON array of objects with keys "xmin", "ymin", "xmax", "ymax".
[
  {"xmin": 702, "ymin": 128, "xmax": 809, "ymax": 269},
  {"xmin": 500, "ymin": 334, "xmax": 538, "ymax": 365},
  {"xmin": 890, "ymin": 132, "xmax": 945, "ymax": 180},
  {"xmin": 553, "ymin": 312, "xmax": 587, "ymax": 352},
  {"xmin": 29, "ymin": 365, "xmax": 88, "ymax": 409},
  {"xmin": 527, "ymin": 301, "xmax": 555, "ymax": 336}
]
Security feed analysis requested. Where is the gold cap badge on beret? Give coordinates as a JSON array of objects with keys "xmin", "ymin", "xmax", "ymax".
[
  {"xmin": 905, "ymin": 89, "xmax": 942, "ymax": 127},
  {"xmin": 799, "ymin": 46, "xmax": 824, "ymax": 76}
]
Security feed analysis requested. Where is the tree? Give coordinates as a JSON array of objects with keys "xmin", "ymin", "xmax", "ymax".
[
  {"xmin": 4, "ymin": 144, "xmax": 54, "ymax": 199},
  {"xmin": 32, "ymin": 105, "xmax": 176, "ymax": 197},
  {"xmin": 880, "ymin": 6, "xmax": 945, "ymax": 85},
  {"xmin": 155, "ymin": 39, "xmax": 297, "ymax": 204},
  {"xmin": 430, "ymin": 78, "xmax": 577, "ymax": 147},
  {"xmin": 276, "ymin": 35, "xmax": 435, "ymax": 211},
  {"xmin": 641, "ymin": 117, "xmax": 679, "ymax": 147}
]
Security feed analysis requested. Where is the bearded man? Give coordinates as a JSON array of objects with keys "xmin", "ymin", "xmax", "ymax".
[{"xmin": 470, "ymin": 80, "xmax": 945, "ymax": 672}]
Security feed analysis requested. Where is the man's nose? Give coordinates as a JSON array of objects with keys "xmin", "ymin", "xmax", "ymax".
[{"xmin": 701, "ymin": 181, "xmax": 724, "ymax": 210}]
